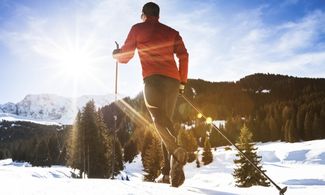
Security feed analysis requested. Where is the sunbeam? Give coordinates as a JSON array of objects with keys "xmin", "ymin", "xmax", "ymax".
[{"xmin": 115, "ymin": 98, "xmax": 153, "ymax": 129}]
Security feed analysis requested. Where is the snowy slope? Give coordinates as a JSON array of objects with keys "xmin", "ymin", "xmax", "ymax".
[
  {"xmin": 1, "ymin": 139, "xmax": 325, "ymax": 194},
  {"xmin": 0, "ymin": 94, "xmax": 118, "ymax": 124},
  {"xmin": 0, "ymin": 113, "xmax": 61, "ymax": 126}
]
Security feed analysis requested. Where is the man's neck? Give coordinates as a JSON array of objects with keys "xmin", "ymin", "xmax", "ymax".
[{"xmin": 145, "ymin": 16, "xmax": 159, "ymax": 22}]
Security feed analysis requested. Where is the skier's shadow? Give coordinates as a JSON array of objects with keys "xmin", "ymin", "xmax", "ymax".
[{"xmin": 284, "ymin": 179, "xmax": 325, "ymax": 186}]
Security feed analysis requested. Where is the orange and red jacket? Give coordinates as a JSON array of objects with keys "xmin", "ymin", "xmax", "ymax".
[{"xmin": 116, "ymin": 16, "xmax": 189, "ymax": 84}]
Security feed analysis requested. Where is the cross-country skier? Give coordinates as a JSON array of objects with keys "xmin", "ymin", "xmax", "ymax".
[{"xmin": 112, "ymin": 2, "xmax": 189, "ymax": 187}]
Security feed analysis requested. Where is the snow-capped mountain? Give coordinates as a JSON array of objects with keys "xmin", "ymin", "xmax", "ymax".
[{"xmin": 0, "ymin": 94, "xmax": 117, "ymax": 124}]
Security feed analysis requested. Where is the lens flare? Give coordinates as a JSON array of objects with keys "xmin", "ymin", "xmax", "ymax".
[
  {"xmin": 197, "ymin": 113, "xmax": 203, "ymax": 118},
  {"xmin": 206, "ymin": 117, "xmax": 213, "ymax": 124}
]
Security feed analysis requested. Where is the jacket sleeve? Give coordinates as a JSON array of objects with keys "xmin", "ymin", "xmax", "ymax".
[
  {"xmin": 117, "ymin": 26, "xmax": 137, "ymax": 64},
  {"xmin": 174, "ymin": 33, "xmax": 189, "ymax": 84}
]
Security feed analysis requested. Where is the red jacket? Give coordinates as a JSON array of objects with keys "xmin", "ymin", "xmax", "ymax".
[{"xmin": 116, "ymin": 16, "xmax": 189, "ymax": 84}]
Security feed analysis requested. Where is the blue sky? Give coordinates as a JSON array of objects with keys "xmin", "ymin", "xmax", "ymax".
[{"xmin": 0, "ymin": 0, "xmax": 325, "ymax": 103}]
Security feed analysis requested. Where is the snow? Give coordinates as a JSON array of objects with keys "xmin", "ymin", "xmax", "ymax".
[
  {"xmin": 255, "ymin": 89, "xmax": 271, "ymax": 94},
  {"xmin": 0, "ymin": 159, "xmax": 76, "ymax": 179},
  {"xmin": 182, "ymin": 120, "xmax": 225, "ymax": 131},
  {"xmin": 261, "ymin": 89, "xmax": 271, "ymax": 93},
  {"xmin": 1, "ymin": 139, "xmax": 325, "ymax": 194},
  {"xmin": 0, "ymin": 113, "xmax": 62, "ymax": 126},
  {"xmin": 212, "ymin": 120, "xmax": 226, "ymax": 128}
]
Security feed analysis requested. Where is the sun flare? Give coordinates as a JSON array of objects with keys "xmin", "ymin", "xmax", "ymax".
[
  {"xmin": 57, "ymin": 48, "xmax": 94, "ymax": 79},
  {"xmin": 35, "ymin": 26, "xmax": 111, "ymax": 98}
]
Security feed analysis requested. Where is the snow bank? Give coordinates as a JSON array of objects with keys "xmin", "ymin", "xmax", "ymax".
[{"xmin": 0, "ymin": 159, "xmax": 75, "ymax": 179}]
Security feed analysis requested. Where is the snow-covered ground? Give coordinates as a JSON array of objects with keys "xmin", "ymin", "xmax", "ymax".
[
  {"xmin": 1, "ymin": 139, "xmax": 325, "ymax": 195},
  {"xmin": 0, "ymin": 113, "xmax": 62, "ymax": 126}
]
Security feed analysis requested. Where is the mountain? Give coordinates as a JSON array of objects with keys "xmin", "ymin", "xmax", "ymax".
[
  {"xmin": 178, "ymin": 73, "xmax": 325, "ymax": 119},
  {"xmin": 170, "ymin": 73, "xmax": 325, "ymax": 142},
  {"xmin": 0, "ymin": 94, "xmax": 116, "ymax": 124}
]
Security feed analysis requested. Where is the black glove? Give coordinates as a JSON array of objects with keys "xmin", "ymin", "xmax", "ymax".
[
  {"xmin": 112, "ymin": 49, "xmax": 121, "ymax": 59},
  {"xmin": 179, "ymin": 83, "xmax": 185, "ymax": 95}
]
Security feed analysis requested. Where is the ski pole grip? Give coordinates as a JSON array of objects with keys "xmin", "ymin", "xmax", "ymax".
[{"xmin": 115, "ymin": 41, "xmax": 119, "ymax": 49}]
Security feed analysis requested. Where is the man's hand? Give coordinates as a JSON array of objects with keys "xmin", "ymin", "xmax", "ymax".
[
  {"xmin": 112, "ymin": 49, "xmax": 121, "ymax": 59},
  {"xmin": 179, "ymin": 83, "xmax": 185, "ymax": 95}
]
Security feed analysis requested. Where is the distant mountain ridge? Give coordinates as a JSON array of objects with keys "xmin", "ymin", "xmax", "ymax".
[
  {"xmin": 179, "ymin": 73, "xmax": 325, "ymax": 118},
  {"xmin": 0, "ymin": 94, "xmax": 116, "ymax": 124}
]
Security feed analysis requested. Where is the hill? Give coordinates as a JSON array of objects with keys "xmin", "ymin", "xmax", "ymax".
[{"xmin": 170, "ymin": 73, "xmax": 325, "ymax": 142}]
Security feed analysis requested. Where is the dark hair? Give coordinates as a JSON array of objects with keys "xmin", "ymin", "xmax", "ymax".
[{"xmin": 142, "ymin": 2, "xmax": 160, "ymax": 17}]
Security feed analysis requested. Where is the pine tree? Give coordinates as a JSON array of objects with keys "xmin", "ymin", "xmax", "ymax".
[
  {"xmin": 268, "ymin": 115, "xmax": 280, "ymax": 141},
  {"xmin": 187, "ymin": 130, "xmax": 199, "ymax": 162},
  {"xmin": 296, "ymin": 108, "xmax": 306, "ymax": 140},
  {"xmin": 141, "ymin": 130, "xmax": 154, "ymax": 165},
  {"xmin": 319, "ymin": 106, "xmax": 325, "ymax": 138},
  {"xmin": 34, "ymin": 140, "xmax": 50, "ymax": 167},
  {"xmin": 124, "ymin": 139, "xmax": 138, "ymax": 163},
  {"xmin": 210, "ymin": 125, "xmax": 228, "ymax": 146},
  {"xmin": 178, "ymin": 128, "xmax": 198, "ymax": 162},
  {"xmin": 67, "ymin": 111, "xmax": 83, "ymax": 176},
  {"xmin": 48, "ymin": 135, "xmax": 60, "ymax": 165},
  {"xmin": 27, "ymin": 139, "xmax": 37, "ymax": 164},
  {"xmin": 201, "ymin": 137, "xmax": 213, "ymax": 165},
  {"xmin": 312, "ymin": 114, "xmax": 323, "ymax": 139},
  {"xmin": 284, "ymin": 119, "xmax": 290, "ymax": 142},
  {"xmin": 67, "ymin": 101, "xmax": 113, "ymax": 178},
  {"xmin": 233, "ymin": 124, "xmax": 270, "ymax": 187},
  {"xmin": 113, "ymin": 138, "xmax": 123, "ymax": 176},
  {"xmin": 143, "ymin": 135, "xmax": 163, "ymax": 182},
  {"xmin": 58, "ymin": 146, "xmax": 67, "ymax": 165},
  {"xmin": 96, "ymin": 109, "xmax": 114, "ymax": 178},
  {"xmin": 304, "ymin": 111, "xmax": 313, "ymax": 140}
]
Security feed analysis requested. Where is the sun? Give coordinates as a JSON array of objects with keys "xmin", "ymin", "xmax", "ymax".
[
  {"xmin": 38, "ymin": 31, "xmax": 109, "ymax": 98},
  {"xmin": 56, "ymin": 47, "xmax": 95, "ymax": 79}
]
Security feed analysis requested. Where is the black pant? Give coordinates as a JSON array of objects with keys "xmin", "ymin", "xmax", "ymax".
[{"xmin": 143, "ymin": 75, "xmax": 180, "ymax": 176}]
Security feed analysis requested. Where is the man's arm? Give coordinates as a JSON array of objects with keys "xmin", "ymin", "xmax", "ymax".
[
  {"xmin": 114, "ymin": 26, "xmax": 137, "ymax": 63},
  {"xmin": 174, "ymin": 33, "xmax": 189, "ymax": 84}
]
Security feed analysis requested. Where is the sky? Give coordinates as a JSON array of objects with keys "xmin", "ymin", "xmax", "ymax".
[{"xmin": 0, "ymin": 0, "xmax": 325, "ymax": 103}]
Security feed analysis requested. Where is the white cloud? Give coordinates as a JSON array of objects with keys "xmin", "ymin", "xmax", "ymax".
[{"xmin": 169, "ymin": 5, "xmax": 325, "ymax": 81}]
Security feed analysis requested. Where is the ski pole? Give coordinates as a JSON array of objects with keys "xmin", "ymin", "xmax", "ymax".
[
  {"xmin": 112, "ymin": 41, "xmax": 119, "ymax": 179},
  {"xmin": 180, "ymin": 94, "xmax": 287, "ymax": 195},
  {"xmin": 114, "ymin": 41, "xmax": 119, "ymax": 99}
]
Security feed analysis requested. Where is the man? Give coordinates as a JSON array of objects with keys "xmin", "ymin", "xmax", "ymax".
[{"xmin": 113, "ymin": 2, "xmax": 189, "ymax": 187}]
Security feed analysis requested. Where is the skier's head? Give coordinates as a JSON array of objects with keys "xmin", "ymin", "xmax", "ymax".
[{"xmin": 142, "ymin": 2, "xmax": 160, "ymax": 19}]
